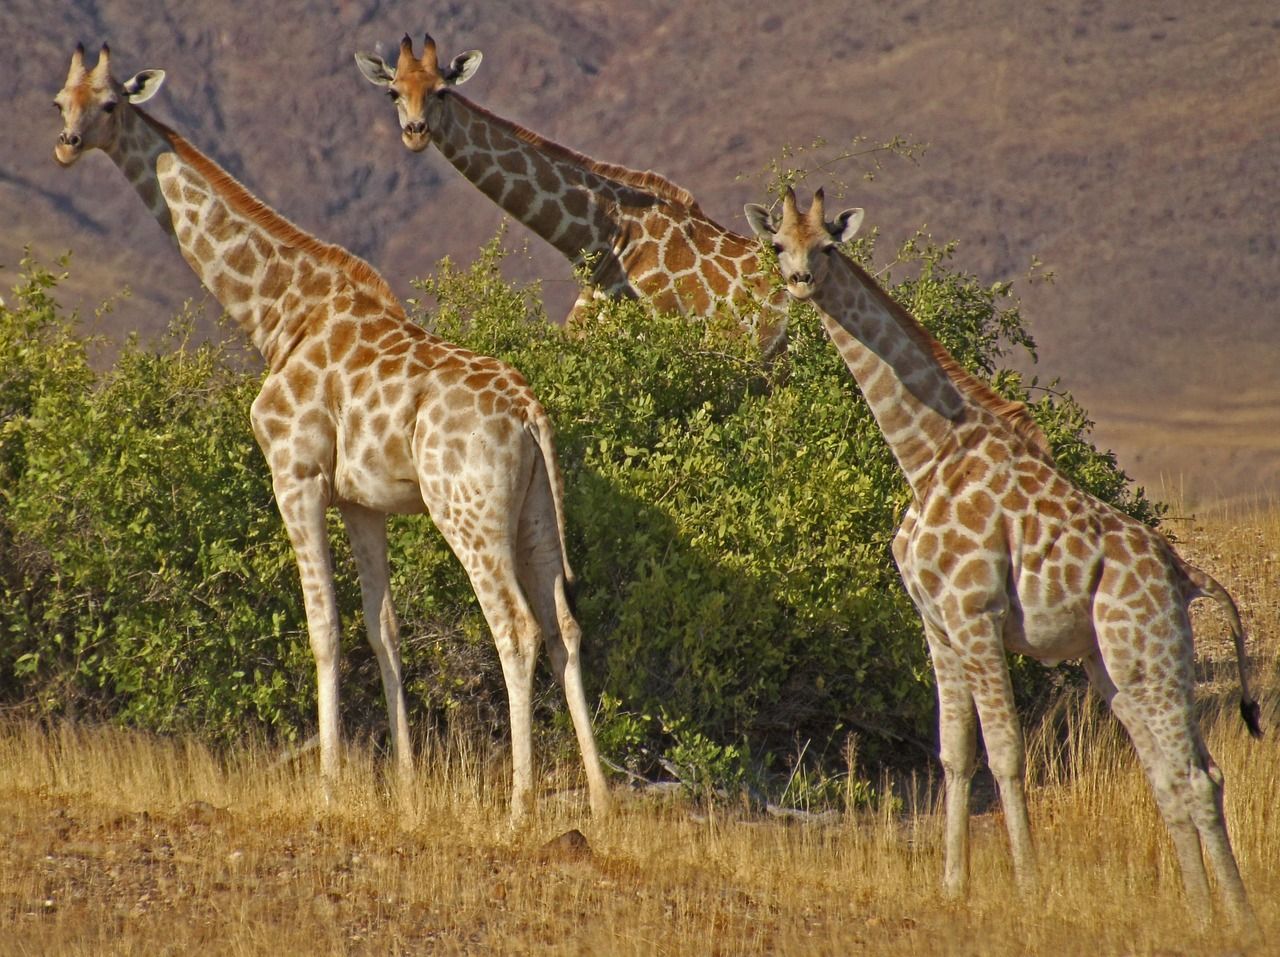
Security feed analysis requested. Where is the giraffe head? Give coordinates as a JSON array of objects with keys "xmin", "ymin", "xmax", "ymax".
[
  {"xmin": 744, "ymin": 188, "xmax": 864, "ymax": 300},
  {"xmin": 354, "ymin": 34, "xmax": 482, "ymax": 153},
  {"xmin": 53, "ymin": 43, "xmax": 165, "ymax": 167}
]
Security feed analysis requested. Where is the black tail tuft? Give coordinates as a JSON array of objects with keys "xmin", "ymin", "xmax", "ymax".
[{"xmin": 1241, "ymin": 698, "xmax": 1264, "ymax": 740}]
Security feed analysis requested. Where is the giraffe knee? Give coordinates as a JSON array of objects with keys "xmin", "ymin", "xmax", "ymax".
[
  {"xmin": 306, "ymin": 624, "xmax": 341, "ymax": 668},
  {"xmin": 937, "ymin": 712, "xmax": 978, "ymax": 778},
  {"xmin": 939, "ymin": 745, "xmax": 976, "ymax": 781},
  {"xmin": 1188, "ymin": 762, "xmax": 1227, "ymax": 819},
  {"xmin": 986, "ymin": 746, "xmax": 1026, "ymax": 783},
  {"xmin": 941, "ymin": 760, "xmax": 975, "ymax": 793},
  {"xmin": 554, "ymin": 600, "xmax": 583, "ymax": 654},
  {"xmin": 512, "ymin": 607, "xmax": 544, "ymax": 661},
  {"xmin": 544, "ymin": 640, "xmax": 568, "ymax": 675}
]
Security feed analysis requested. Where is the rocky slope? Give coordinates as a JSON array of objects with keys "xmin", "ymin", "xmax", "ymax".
[{"xmin": 6, "ymin": 0, "xmax": 1278, "ymax": 501}]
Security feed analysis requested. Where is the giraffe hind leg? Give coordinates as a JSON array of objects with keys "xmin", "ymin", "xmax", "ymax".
[
  {"xmin": 1186, "ymin": 745, "xmax": 1258, "ymax": 936},
  {"xmin": 516, "ymin": 459, "xmax": 611, "ymax": 818},
  {"xmin": 438, "ymin": 513, "xmax": 544, "ymax": 826},
  {"xmin": 1089, "ymin": 612, "xmax": 1257, "ymax": 933},
  {"xmin": 1083, "ymin": 651, "xmax": 1211, "ymax": 921},
  {"xmin": 340, "ymin": 502, "xmax": 412, "ymax": 789},
  {"xmin": 413, "ymin": 410, "xmax": 550, "ymax": 823},
  {"xmin": 1149, "ymin": 702, "xmax": 1256, "ymax": 931}
]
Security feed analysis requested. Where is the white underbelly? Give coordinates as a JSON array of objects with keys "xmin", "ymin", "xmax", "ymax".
[
  {"xmin": 333, "ymin": 465, "xmax": 425, "ymax": 514},
  {"xmin": 1003, "ymin": 602, "xmax": 1096, "ymax": 665}
]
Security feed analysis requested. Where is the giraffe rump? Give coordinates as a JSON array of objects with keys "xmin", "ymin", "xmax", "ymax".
[{"xmin": 524, "ymin": 407, "xmax": 577, "ymax": 593}]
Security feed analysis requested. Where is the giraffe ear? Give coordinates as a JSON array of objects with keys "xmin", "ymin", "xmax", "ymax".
[
  {"xmin": 829, "ymin": 207, "xmax": 864, "ymax": 244},
  {"xmin": 122, "ymin": 69, "xmax": 165, "ymax": 103},
  {"xmin": 743, "ymin": 203, "xmax": 777, "ymax": 241},
  {"xmin": 354, "ymin": 52, "xmax": 394, "ymax": 87},
  {"xmin": 443, "ymin": 50, "xmax": 482, "ymax": 86}
]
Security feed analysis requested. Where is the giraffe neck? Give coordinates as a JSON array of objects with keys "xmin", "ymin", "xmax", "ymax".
[
  {"xmin": 106, "ymin": 107, "xmax": 400, "ymax": 369},
  {"xmin": 425, "ymin": 93, "xmax": 793, "ymax": 348},
  {"xmin": 429, "ymin": 92, "xmax": 611, "ymax": 267},
  {"xmin": 809, "ymin": 252, "xmax": 973, "ymax": 492},
  {"xmin": 102, "ymin": 105, "xmax": 178, "ymax": 236}
]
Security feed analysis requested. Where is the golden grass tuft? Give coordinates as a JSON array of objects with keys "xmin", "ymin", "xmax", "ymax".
[{"xmin": 1, "ymin": 505, "xmax": 1277, "ymax": 955}]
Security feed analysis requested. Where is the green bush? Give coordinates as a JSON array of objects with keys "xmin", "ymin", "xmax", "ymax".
[
  {"xmin": 0, "ymin": 232, "xmax": 1160, "ymax": 796},
  {"xmin": 411, "ymin": 236, "xmax": 1161, "ymax": 779},
  {"xmin": 0, "ymin": 257, "xmax": 325, "ymax": 734}
]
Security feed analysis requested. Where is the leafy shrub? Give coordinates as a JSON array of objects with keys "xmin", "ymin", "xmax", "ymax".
[
  {"xmin": 0, "ymin": 259, "xmax": 323, "ymax": 733},
  {"xmin": 0, "ymin": 231, "xmax": 1161, "ymax": 797},
  {"xmin": 411, "ymin": 237, "xmax": 1161, "ymax": 782}
]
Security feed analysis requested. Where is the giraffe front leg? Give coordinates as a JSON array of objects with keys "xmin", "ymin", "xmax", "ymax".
[
  {"xmin": 341, "ymin": 503, "xmax": 412, "ymax": 791},
  {"xmin": 926, "ymin": 624, "xmax": 979, "ymax": 899},
  {"xmin": 274, "ymin": 474, "xmax": 343, "ymax": 789}
]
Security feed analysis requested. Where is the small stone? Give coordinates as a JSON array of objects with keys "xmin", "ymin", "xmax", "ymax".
[
  {"xmin": 184, "ymin": 800, "xmax": 231, "ymax": 825},
  {"xmin": 537, "ymin": 828, "xmax": 592, "ymax": 862}
]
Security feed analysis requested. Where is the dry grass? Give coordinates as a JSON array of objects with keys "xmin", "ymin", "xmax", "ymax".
[{"xmin": 2, "ymin": 505, "xmax": 1277, "ymax": 956}]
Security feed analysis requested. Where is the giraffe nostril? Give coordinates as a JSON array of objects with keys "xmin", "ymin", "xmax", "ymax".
[
  {"xmin": 59, "ymin": 131, "xmax": 81, "ymax": 147},
  {"xmin": 792, "ymin": 272, "xmax": 812, "ymax": 285}
]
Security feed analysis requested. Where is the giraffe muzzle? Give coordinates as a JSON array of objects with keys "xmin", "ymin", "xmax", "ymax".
[
  {"xmin": 401, "ymin": 122, "xmax": 431, "ymax": 152},
  {"xmin": 785, "ymin": 274, "xmax": 817, "ymax": 300},
  {"xmin": 54, "ymin": 132, "xmax": 83, "ymax": 167}
]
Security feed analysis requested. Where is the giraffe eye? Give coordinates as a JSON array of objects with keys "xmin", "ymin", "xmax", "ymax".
[
  {"xmin": 386, "ymin": 89, "xmax": 399, "ymax": 101},
  {"xmin": 102, "ymin": 101, "xmax": 117, "ymax": 114},
  {"xmin": 771, "ymin": 243, "xmax": 783, "ymax": 255}
]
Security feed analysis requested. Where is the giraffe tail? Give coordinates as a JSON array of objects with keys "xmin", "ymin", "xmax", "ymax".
[
  {"xmin": 1178, "ymin": 557, "xmax": 1263, "ymax": 739},
  {"xmin": 527, "ymin": 408, "xmax": 577, "ymax": 595}
]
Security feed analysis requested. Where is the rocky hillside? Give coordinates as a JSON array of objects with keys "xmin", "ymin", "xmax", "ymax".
[{"xmin": 6, "ymin": 0, "xmax": 1279, "ymax": 501}]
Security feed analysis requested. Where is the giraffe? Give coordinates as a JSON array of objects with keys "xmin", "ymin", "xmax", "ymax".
[
  {"xmin": 745, "ymin": 188, "xmax": 1262, "ymax": 931},
  {"xmin": 354, "ymin": 33, "xmax": 790, "ymax": 357},
  {"xmin": 52, "ymin": 42, "xmax": 611, "ymax": 823}
]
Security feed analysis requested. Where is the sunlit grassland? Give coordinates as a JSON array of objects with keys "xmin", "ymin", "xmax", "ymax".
[{"xmin": 1, "ymin": 503, "xmax": 1276, "ymax": 955}]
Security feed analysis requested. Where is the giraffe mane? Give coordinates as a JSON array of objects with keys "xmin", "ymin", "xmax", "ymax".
[
  {"xmin": 136, "ymin": 111, "xmax": 406, "ymax": 319},
  {"xmin": 454, "ymin": 94, "xmax": 706, "ymax": 213},
  {"xmin": 841, "ymin": 254, "xmax": 1054, "ymax": 461}
]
